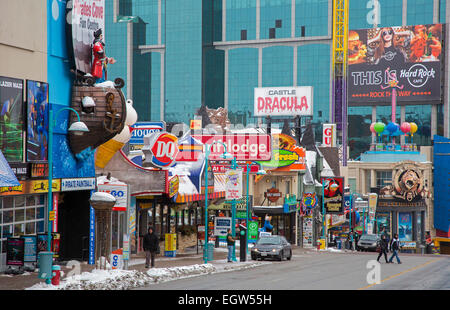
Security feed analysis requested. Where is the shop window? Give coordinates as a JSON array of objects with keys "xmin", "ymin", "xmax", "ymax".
[
  {"xmin": 26, "ymin": 208, "xmax": 36, "ymax": 221},
  {"xmin": 376, "ymin": 171, "xmax": 392, "ymax": 188},
  {"xmin": 26, "ymin": 195, "xmax": 36, "ymax": 206},
  {"xmin": 275, "ymin": 20, "xmax": 282, "ymax": 28}
]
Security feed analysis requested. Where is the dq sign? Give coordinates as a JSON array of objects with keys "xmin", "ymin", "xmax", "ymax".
[{"xmin": 144, "ymin": 132, "xmax": 179, "ymax": 168}]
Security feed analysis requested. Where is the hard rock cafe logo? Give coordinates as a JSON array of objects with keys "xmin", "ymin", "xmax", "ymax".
[{"xmin": 380, "ymin": 163, "xmax": 431, "ymax": 202}]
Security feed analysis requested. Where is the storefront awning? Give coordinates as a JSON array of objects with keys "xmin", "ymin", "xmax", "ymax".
[
  {"xmin": 0, "ymin": 150, "xmax": 20, "ymax": 187},
  {"xmin": 174, "ymin": 190, "xmax": 225, "ymax": 204}
]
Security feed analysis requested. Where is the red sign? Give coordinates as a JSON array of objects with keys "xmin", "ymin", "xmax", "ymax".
[
  {"xmin": 149, "ymin": 133, "xmax": 179, "ymax": 168},
  {"xmin": 192, "ymin": 134, "xmax": 271, "ymax": 161},
  {"xmin": 264, "ymin": 188, "xmax": 282, "ymax": 203}
]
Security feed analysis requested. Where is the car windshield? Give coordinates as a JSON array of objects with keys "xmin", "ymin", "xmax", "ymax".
[
  {"xmin": 360, "ymin": 234, "xmax": 378, "ymax": 241},
  {"xmin": 257, "ymin": 237, "xmax": 281, "ymax": 245}
]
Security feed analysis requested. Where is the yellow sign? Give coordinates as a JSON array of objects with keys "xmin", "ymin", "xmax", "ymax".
[
  {"xmin": 49, "ymin": 211, "xmax": 56, "ymax": 221},
  {"xmin": 165, "ymin": 233, "xmax": 177, "ymax": 251},
  {"xmin": 31, "ymin": 179, "xmax": 61, "ymax": 193}
]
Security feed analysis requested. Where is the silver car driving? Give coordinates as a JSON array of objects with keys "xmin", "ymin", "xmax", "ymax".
[{"xmin": 251, "ymin": 235, "xmax": 292, "ymax": 261}]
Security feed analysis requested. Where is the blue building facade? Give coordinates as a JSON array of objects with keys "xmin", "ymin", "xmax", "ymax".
[{"xmin": 105, "ymin": 0, "xmax": 448, "ymax": 158}]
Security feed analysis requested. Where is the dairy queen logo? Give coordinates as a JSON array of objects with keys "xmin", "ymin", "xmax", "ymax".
[{"xmin": 149, "ymin": 132, "xmax": 179, "ymax": 168}]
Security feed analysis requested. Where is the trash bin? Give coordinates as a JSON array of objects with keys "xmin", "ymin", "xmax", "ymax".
[
  {"xmin": 203, "ymin": 242, "xmax": 214, "ymax": 261},
  {"xmin": 51, "ymin": 265, "xmax": 61, "ymax": 285},
  {"xmin": 38, "ymin": 252, "xmax": 53, "ymax": 280},
  {"xmin": 337, "ymin": 238, "xmax": 342, "ymax": 249}
]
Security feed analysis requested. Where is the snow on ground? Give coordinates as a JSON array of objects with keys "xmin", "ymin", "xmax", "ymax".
[{"xmin": 26, "ymin": 259, "xmax": 267, "ymax": 290}]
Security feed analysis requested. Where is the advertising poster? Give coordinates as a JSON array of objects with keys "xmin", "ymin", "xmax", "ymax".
[
  {"xmin": 302, "ymin": 216, "xmax": 313, "ymax": 248},
  {"xmin": 348, "ymin": 24, "xmax": 443, "ymax": 105},
  {"xmin": 23, "ymin": 235, "xmax": 37, "ymax": 263},
  {"xmin": 69, "ymin": 0, "xmax": 105, "ymax": 74},
  {"xmin": 0, "ymin": 76, "xmax": 24, "ymax": 162},
  {"xmin": 6, "ymin": 237, "xmax": 25, "ymax": 266},
  {"xmin": 320, "ymin": 177, "xmax": 344, "ymax": 214},
  {"xmin": 37, "ymin": 233, "xmax": 48, "ymax": 253},
  {"xmin": 398, "ymin": 212, "xmax": 413, "ymax": 241},
  {"xmin": 225, "ymin": 169, "xmax": 243, "ymax": 200},
  {"xmin": 26, "ymin": 80, "xmax": 49, "ymax": 162}
]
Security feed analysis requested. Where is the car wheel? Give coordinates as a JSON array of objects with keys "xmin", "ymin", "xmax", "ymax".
[{"xmin": 278, "ymin": 251, "xmax": 283, "ymax": 261}]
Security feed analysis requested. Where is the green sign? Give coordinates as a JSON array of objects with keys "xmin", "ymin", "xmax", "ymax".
[
  {"xmin": 284, "ymin": 194, "xmax": 297, "ymax": 205},
  {"xmin": 257, "ymin": 149, "xmax": 298, "ymax": 168},
  {"xmin": 248, "ymin": 221, "xmax": 259, "ymax": 241},
  {"xmin": 236, "ymin": 211, "xmax": 247, "ymax": 219}
]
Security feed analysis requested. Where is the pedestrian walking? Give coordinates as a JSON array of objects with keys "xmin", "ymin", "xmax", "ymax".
[
  {"xmin": 143, "ymin": 227, "xmax": 159, "ymax": 268},
  {"xmin": 226, "ymin": 228, "xmax": 235, "ymax": 262},
  {"xmin": 425, "ymin": 232, "xmax": 433, "ymax": 254},
  {"xmin": 388, "ymin": 234, "xmax": 402, "ymax": 264},
  {"xmin": 376, "ymin": 234, "xmax": 389, "ymax": 263}
]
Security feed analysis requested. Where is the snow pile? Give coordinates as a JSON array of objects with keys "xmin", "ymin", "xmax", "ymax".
[{"xmin": 26, "ymin": 262, "xmax": 265, "ymax": 290}]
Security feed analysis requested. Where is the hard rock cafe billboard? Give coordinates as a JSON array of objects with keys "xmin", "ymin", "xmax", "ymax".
[
  {"xmin": 348, "ymin": 24, "xmax": 443, "ymax": 105},
  {"xmin": 66, "ymin": 0, "xmax": 105, "ymax": 74}
]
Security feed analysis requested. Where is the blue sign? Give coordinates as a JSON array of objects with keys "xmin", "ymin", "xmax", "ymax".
[
  {"xmin": 89, "ymin": 191, "xmax": 96, "ymax": 265},
  {"xmin": 129, "ymin": 122, "xmax": 165, "ymax": 145},
  {"xmin": 23, "ymin": 235, "xmax": 37, "ymax": 263},
  {"xmin": 344, "ymin": 195, "xmax": 352, "ymax": 212}
]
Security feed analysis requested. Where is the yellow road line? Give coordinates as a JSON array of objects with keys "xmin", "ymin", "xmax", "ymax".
[{"xmin": 359, "ymin": 258, "xmax": 442, "ymax": 290}]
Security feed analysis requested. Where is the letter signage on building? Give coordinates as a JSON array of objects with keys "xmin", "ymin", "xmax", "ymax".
[
  {"xmin": 61, "ymin": 178, "xmax": 96, "ymax": 191},
  {"xmin": 322, "ymin": 124, "xmax": 337, "ymax": 147},
  {"xmin": 348, "ymin": 24, "xmax": 443, "ymax": 105},
  {"xmin": 254, "ymin": 86, "xmax": 313, "ymax": 116}
]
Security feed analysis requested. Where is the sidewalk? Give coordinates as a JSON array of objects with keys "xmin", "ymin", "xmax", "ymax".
[{"xmin": 0, "ymin": 244, "xmax": 262, "ymax": 290}]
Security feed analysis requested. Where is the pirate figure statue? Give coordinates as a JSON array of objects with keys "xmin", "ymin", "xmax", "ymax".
[{"xmin": 91, "ymin": 28, "xmax": 116, "ymax": 83}]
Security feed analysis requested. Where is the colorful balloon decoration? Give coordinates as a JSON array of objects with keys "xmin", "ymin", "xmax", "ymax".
[
  {"xmin": 370, "ymin": 122, "xmax": 376, "ymax": 134},
  {"xmin": 400, "ymin": 122, "xmax": 411, "ymax": 135},
  {"xmin": 373, "ymin": 122, "xmax": 385, "ymax": 135},
  {"xmin": 409, "ymin": 122, "xmax": 418, "ymax": 136},
  {"xmin": 386, "ymin": 122, "xmax": 398, "ymax": 134}
]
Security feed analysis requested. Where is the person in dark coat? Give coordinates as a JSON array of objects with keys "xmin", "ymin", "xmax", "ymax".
[
  {"xmin": 143, "ymin": 227, "xmax": 159, "ymax": 268},
  {"xmin": 388, "ymin": 234, "xmax": 402, "ymax": 264},
  {"xmin": 376, "ymin": 234, "xmax": 389, "ymax": 263}
]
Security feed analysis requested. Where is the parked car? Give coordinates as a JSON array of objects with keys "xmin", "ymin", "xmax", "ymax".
[
  {"xmin": 357, "ymin": 234, "xmax": 380, "ymax": 252},
  {"xmin": 251, "ymin": 235, "xmax": 292, "ymax": 261}
]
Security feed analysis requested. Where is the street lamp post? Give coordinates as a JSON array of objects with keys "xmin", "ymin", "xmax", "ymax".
[
  {"xmin": 46, "ymin": 105, "xmax": 88, "ymax": 283},
  {"xmin": 203, "ymin": 141, "xmax": 231, "ymax": 264}
]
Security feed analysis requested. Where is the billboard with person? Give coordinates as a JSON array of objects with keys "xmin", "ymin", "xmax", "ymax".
[
  {"xmin": 26, "ymin": 80, "xmax": 49, "ymax": 162},
  {"xmin": 0, "ymin": 76, "xmax": 24, "ymax": 162},
  {"xmin": 348, "ymin": 24, "xmax": 443, "ymax": 105}
]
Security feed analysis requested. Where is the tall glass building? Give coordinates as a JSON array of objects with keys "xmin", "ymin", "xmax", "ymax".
[{"xmin": 105, "ymin": 0, "xmax": 449, "ymax": 158}]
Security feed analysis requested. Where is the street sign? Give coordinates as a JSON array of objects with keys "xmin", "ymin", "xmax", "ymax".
[{"xmin": 214, "ymin": 217, "xmax": 232, "ymax": 237}]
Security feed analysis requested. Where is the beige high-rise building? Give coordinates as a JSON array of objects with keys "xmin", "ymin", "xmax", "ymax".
[{"xmin": 0, "ymin": 0, "xmax": 47, "ymax": 82}]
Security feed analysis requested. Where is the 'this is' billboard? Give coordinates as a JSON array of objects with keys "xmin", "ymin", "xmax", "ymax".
[{"xmin": 348, "ymin": 24, "xmax": 443, "ymax": 105}]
